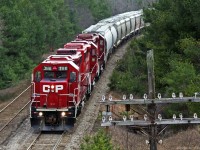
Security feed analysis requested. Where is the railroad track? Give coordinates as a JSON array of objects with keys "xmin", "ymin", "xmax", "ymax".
[
  {"xmin": 25, "ymin": 131, "xmax": 70, "ymax": 150},
  {"xmin": 0, "ymin": 85, "xmax": 32, "ymax": 145}
]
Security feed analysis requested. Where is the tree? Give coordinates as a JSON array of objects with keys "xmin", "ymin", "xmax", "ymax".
[
  {"xmin": 0, "ymin": 0, "xmax": 79, "ymax": 89},
  {"xmin": 143, "ymin": 0, "xmax": 200, "ymax": 95}
]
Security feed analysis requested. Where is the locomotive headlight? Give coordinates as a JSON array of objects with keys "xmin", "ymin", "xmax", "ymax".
[
  {"xmin": 39, "ymin": 112, "xmax": 43, "ymax": 117},
  {"xmin": 61, "ymin": 112, "xmax": 66, "ymax": 117}
]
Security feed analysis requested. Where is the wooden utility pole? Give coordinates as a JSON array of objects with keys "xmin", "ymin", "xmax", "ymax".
[
  {"xmin": 147, "ymin": 50, "xmax": 157, "ymax": 150},
  {"xmin": 100, "ymin": 50, "xmax": 200, "ymax": 150}
]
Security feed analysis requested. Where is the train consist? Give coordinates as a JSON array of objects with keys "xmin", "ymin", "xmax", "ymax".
[{"xmin": 30, "ymin": 10, "xmax": 144, "ymax": 131}]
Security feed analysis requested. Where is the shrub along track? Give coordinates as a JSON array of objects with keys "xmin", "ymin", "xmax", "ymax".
[{"xmin": 0, "ymin": 37, "xmax": 135, "ymax": 150}]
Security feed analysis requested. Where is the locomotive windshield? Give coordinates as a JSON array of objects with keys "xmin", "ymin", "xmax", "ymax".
[{"xmin": 44, "ymin": 71, "xmax": 67, "ymax": 79}]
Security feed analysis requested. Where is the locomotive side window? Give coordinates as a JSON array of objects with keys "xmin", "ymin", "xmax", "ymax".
[
  {"xmin": 35, "ymin": 71, "xmax": 41, "ymax": 82},
  {"xmin": 70, "ymin": 72, "xmax": 76, "ymax": 82}
]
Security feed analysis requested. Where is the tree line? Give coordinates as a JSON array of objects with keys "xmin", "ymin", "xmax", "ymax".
[
  {"xmin": 0, "ymin": 0, "xmax": 110, "ymax": 89},
  {"xmin": 109, "ymin": 0, "xmax": 200, "ymax": 116}
]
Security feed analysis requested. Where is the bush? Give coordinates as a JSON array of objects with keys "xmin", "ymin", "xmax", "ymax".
[
  {"xmin": 81, "ymin": 129, "xmax": 119, "ymax": 150},
  {"xmin": 108, "ymin": 39, "xmax": 147, "ymax": 95}
]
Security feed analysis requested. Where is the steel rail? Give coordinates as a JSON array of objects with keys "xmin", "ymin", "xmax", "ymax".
[
  {"xmin": 0, "ymin": 100, "xmax": 31, "ymax": 132},
  {"xmin": 26, "ymin": 132, "xmax": 41, "ymax": 150},
  {"xmin": 0, "ymin": 85, "xmax": 31, "ymax": 113},
  {"xmin": 52, "ymin": 131, "xmax": 66, "ymax": 150}
]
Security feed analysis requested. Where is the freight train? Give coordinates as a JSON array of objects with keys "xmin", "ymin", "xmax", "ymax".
[{"xmin": 30, "ymin": 10, "xmax": 144, "ymax": 131}]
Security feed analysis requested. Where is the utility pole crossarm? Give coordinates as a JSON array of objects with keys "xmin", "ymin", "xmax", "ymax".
[
  {"xmin": 100, "ymin": 50, "xmax": 200, "ymax": 150},
  {"xmin": 101, "ymin": 118, "xmax": 200, "ymax": 126},
  {"xmin": 99, "ymin": 97, "xmax": 200, "ymax": 105}
]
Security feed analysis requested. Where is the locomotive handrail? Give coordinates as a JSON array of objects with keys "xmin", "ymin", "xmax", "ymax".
[
  {"xmin": 59, "ymin": 93, "xmax": 74, "ymax": 106},
  {"xmin": 59, "ymin": 93, "xmax": 75, "ymax": 96},
  {"xmin": 0, "ymin": 85, "xmax": 31, "ymax": 113},
  {"xmin": 73, "ymin": 88, "xmax": 78, "ymax": 103},
  {"xmin": 31, "ymin": 82, "xmax": 35, "ymax": 94},
  {"xmin": 81, "ymin": 73, "xmax": 89, "ymax": 82},
  {"xmin": 31, "ymin": 93, "xmax": 77, "ymax": 109},
  {"xmin": 90, "ymin": 63, "xmax": 98, "ymax": 74},
  {"xmin": 98, "ymin": 52, "xmax": 105, "ymax": 60},
  {"xmin": 32, "ymin": 93, "xmax": 48, "ymax": 97},
  {"xmin": 31, "ymin": 93, "xmax": 48, "ymax": 108}
]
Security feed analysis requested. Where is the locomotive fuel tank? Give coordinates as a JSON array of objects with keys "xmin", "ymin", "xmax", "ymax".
[{"xmin": 30, "ymin": 58, "xmax": 80, "ymax": 131}]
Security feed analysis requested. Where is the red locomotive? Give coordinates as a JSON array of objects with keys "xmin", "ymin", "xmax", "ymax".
[{"xmin": 30, "ymin": 10, "xmax": 144, "ymax": 131}]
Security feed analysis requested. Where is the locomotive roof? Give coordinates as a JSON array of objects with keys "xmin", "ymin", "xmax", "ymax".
[
  {"xmin": 42, "ymin": 55, "xmax": 80, "ymax": 71},
  {"xmin": 64, "ymin": 41, "xmax": 93, "ymax": 52},
  {"xmin": 44, "ymin": 53, "xmax": 81, "ymax": 62}
]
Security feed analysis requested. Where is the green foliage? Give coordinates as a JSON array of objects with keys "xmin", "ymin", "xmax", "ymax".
[
  {"xmin": 80, "ymin": 129, "xmax": 119, "ymax": 150},
  {"xmin": 161, "ymin": 60, "xmax": 200, "ymax": 95},
  {"xmin": 109, "ymin": 0, "xmax": 200, "ymax": 115},
  {"xmin": 142, "ymin": 0, "xmax": 200, "ymax": 114},
  {"xmin": 108, "ymin": 39, "xmax": 147, "ymax": 95},
  {"xmin": 0, "ymin": 0, "xmax": 111, "ymax": 89},
  {"xmin": 164, "ymin": 103, "xmax": 189, "ymax": 118},
  {"xmin": 0, "ymin": 0, "xmax": 78, "ymax": 89}
]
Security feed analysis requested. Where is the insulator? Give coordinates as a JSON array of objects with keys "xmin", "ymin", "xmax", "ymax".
[
  {"xmin": 102, "ymin": 116, "xmax": 106, "ymax": 123},
  {"xmin": 144, "ymin": 114, "xmax": 147, "ymax": 121},
  {"xmin": 123, "ymin": 95, "xmax": 126, "ymax": 100},
  {"xmin": 143, "ymin": 94, "xmax": 147, "ymax": 100},
  {"xmin": 145, "ymin": 140, "xmax": 149, "ymax": 145},
  {"xmin": 179, "ymin": 92, "xmax": 183, "ymax": 98},
  {"xmin": 130, "ymin": 115, "xmax": 134, "ymax": 121},
  {"xmin": 194, "ymin": 113, "xmax": 198, "ymax": 119},
  {"xmin": 158, "ymin": 140, "xmax": 163, "ymax": 145},
  {"xmin": 179, "ymin": 113, "xmax": 183, "ymax": 120},
  {"xmin": 172, "ymin": 93, "xmax": 176, "ymax": 98},
  {"xmin": 109, "ymin": 95, "xmax": 112, "ymax": 101},
  {"xmin": 123, "ymin": 115, "xmax": 127, "ymax": 121},
  {"xmin": 158, "ymin": 114, "xmax": 162, "ymax": 121},
  {"xmin": 102, "ymin": 95, "xmax": 105, "ymax": 101},
  {"xmin": 173, "ymin": 114, "xmax": 176, "ymax": 120},
  {"xmin": 109, "ymin": 116, "xmax": 112, "ymax": 122},
  {"xmin": 157, "ymin": 93, "xmax": 161, "ymax": 99},
  {"xmin": 129, "ymin": 94, "xmax": 133, "ymax": 100}
]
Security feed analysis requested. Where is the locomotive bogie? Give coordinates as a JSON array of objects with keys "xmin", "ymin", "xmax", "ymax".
[{"xmin": 30, "ymin": 111, "xmax": 76, "ymax": 131}]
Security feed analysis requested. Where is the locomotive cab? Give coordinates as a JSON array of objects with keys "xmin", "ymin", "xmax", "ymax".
[{"xmin": 30, "ymin": 55, "xmax": 80, "ymax": 131}]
